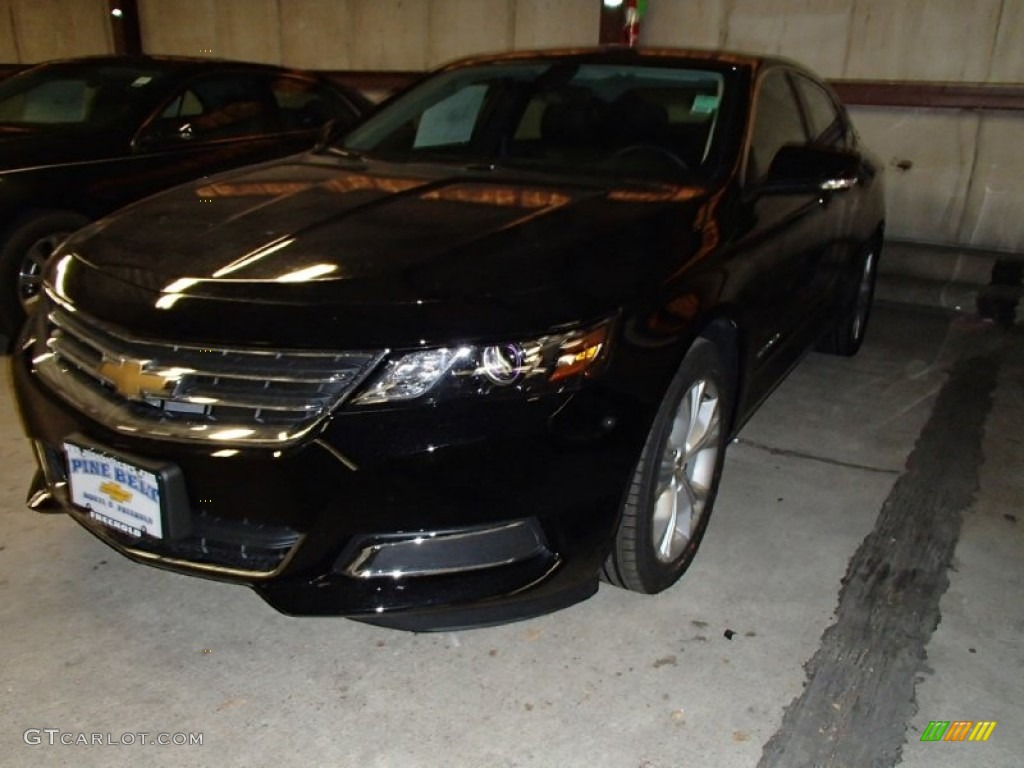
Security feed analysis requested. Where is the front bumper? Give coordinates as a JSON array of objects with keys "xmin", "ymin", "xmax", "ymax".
[{"xmin": 12, "ymin": 342, "xmax": 651, "ymax": 629}]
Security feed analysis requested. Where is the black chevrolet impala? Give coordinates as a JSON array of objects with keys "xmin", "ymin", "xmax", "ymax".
[{"xmin": 12, "ymin": 49, "xmax": 884, "ymax": 630}]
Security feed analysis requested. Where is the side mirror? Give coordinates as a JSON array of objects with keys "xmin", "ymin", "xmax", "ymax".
[
  {"xmin": 760, "ymin": 144, "xmax": 861, "ymax": 195},
  {"xmin": 134, "ymin": 121, "xmax": 194, "ymax": 152},
  {"xmin": 313, "ymin": 118, "xmax": 338, "ymax": 153}
]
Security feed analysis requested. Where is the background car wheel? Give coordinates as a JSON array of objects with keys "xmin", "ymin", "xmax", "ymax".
[
  {"xmin": 816, "ymin": 244, "xmax": 879, "ymax": 357},
  {"xmin": 603, "ymin": 339, "xmax": 732, "ymax": 594},
  {"xmin": 0, "ymin": 211, "xmax": 89, "ymax": 344}
]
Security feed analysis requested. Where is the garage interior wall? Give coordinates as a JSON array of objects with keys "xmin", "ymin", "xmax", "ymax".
[
  {"xmin": 135, "ymin": 0, "xmax": 599, "ymax": 68},
  {"xmin": 0, "ymin": 0, "xmax": 113, "ymax": 62},
  {"xmin": 0, "ymin": 0, "xmax": 1020, "ymax": 251}
]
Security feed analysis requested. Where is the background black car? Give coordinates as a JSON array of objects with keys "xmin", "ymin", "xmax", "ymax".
[
  {"xmin": 13, "ymin": 49, "xmax": 884, "ymax": 630},
  {"xmin": 0, "ymin": 55, "xmax": 370, "ymax": 347}
]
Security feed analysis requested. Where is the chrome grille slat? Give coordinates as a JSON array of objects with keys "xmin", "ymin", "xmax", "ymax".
[
  {"xmin": 170, "ymin": 389, "xmax": 329, "ymax": 413},
  {"xmin": 34, "ymin": 302, "xmax": 385, "ymax": 446},
  {"xmin": 170, "ymin": 368, "xmax": 351, "ymax": 385},
  {"xmin": 49, "ymin": 308, "xmax": 124, "ymax": 361},
  {"xmin": 50, "ymin": 308, "xmax": 366, "ymax": 383},
  {"xmin": 47, "ymin": 332, "xmax": 104, "ymax": 380}
]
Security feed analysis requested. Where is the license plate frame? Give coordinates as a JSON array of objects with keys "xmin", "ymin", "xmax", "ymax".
[{"xmin": 63, "ymin": 438, "xmax": 190, "ymax": 540}]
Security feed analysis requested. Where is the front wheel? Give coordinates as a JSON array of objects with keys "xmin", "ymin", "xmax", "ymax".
[
  {"xmin": 0, "ymin": 211, "xmax": 89, "ymax": 343},
  {"xmin": 603, "ymin": 339, "xmax": 732, "ymax": 593}
]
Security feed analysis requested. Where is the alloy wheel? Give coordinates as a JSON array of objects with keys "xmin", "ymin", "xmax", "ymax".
[{"xmin": 651, "ymin": 377, "xmax": 722, "ymax": 563}]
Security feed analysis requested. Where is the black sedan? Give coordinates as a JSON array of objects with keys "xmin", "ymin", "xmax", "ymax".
[
  {"xmin": 0, "ymin": 55, "xmax": 370, "ymax": 347},
  {"xmin": 12, "ymin": 49, "xmax": 884, "ymax": 630}
]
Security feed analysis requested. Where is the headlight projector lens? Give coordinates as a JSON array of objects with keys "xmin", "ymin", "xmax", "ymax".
[{"xmin": 480, "ymin": 344, "xmax": 523, "ymax": 385}]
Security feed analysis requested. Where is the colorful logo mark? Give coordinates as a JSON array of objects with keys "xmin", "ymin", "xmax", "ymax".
[
  {"xmin": 99, "ymin": 481, "xmax": 133, "ymax": 504},
  {"xmin": 98, "ymin": 358, "xmax": 174, "ymax": 399},
  {"xmin": 921, "ymin": 720, "xmax": 997, "ymax": 742}
]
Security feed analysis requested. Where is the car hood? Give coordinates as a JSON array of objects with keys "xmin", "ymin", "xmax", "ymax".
[
  {"xmin": 51, "ymin": 154, "xmax": 711, "ymax": 348},
  {"xmin": 0, "ymin": 125, "xmax": 125, "ymax": 171}
]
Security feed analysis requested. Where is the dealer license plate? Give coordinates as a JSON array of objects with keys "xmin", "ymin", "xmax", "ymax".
[{"xmin": 64, "ymin": 443, "xmax": 164, "ymax": 539}]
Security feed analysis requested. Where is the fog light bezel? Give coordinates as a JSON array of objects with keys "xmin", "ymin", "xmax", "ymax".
[{"xmin": 336, "ymin": 518, "xmax": 551, "ymax": 579}]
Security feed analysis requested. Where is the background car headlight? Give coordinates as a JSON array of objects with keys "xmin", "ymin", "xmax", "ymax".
[{"xmin": 353, "ymin": 320, "xmax": 611, "ymax": 405}]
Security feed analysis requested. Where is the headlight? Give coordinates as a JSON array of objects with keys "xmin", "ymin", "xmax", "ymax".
[
  {"xmin": 353, "ymin": 321, "xmax": 611, "ymax": 405},
  {"xmin": 351, "ymin": 348, "xmax": 462, "ymax": 404}
]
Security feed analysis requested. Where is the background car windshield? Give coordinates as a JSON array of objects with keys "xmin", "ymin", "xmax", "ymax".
[
  {"xmin": 343, "ymin": 62, "xmax": 727, "ymax": 180},
  {"xmin": 0, "ymin": 64, "xmax": 167, "ymax": 129}
]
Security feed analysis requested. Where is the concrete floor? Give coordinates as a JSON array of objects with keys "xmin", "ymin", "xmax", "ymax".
[{"xmin": 0, "ymin": 300, "xmax": 1021, "ymax": 768}]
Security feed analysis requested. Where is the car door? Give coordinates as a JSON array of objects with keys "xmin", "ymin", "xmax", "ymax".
[
  {"xmin": 790, "ymin": 72, "xmax": 862, "ymax": 307},
  {"xmin": 734, "ymin": 67, "xmax": 829, "ymax": 398}
]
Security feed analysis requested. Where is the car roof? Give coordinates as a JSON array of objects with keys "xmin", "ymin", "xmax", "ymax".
[
  {"xmin": 440, "ymin": 47, "xmax": 810, "ymax": 78},
  {"xmin": 6, "ymin": 55, "xmax": 372, "ymax": 116},
  {"xmin": 22, "ymin": 54, "xmax": 326, "ymax": 81}
]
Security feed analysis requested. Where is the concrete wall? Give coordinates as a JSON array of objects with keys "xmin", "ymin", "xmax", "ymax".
[
  {"xmin": 643, "ymin": 0, "xmax": 1021, "ymax": 82},
  {"xmin": 0, "ymin": 0, "xmax": 113, "ymax": 62},
  {"xmin": 139, "ymin": 0, "xmax": 597, "ymax": 69},
  {"xmin": 850, "ymin": 108, "xmax": 1024, "ymax": 253}
]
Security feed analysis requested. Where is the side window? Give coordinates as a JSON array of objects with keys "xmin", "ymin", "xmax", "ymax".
[
  {"xmin": 160, "ymin": 90, "xmax": 203, "ymax": 119},
  {"xmin": 17, "ymin": 80, "xmax": 91, "ymax": 123},
  {"xmin": 747, "ymin": 71, "xmax": 808, "ymax": 184},
  {"xmin": 793, "ymin": 75, "xmax": 846, "ymax": 147},
  {"xmin": 270, "ymin": 77, "xmax": 357, "ymax": 132},
  {"xmin": 154, "ymin": 73, "xmax": 273, "ymax": 142}
]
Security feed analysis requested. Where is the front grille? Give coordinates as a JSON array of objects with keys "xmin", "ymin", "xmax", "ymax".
[
  {"xmin": 108, "ymin": 508, "xmax": 302, "ymax": 574},
  {"xmin": 33, "ymin": 300, "xmax": 384, "ymax": 446}
]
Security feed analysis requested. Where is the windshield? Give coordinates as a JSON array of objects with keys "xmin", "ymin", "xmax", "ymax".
[
  {"xmin": 0, "ymin": 62, "xmax": 169, "ymax": 130},
  {"xmin": 342, "ymin": 61, "xmax": 730, "ymax": 181}
]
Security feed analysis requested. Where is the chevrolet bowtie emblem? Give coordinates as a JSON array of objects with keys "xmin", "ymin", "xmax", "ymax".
[
  {"xmin": 98, "ymin": 358, "xmax": 173, "ymax": 399},
  {"xmin": 99, "ymin": 481, "xmax": 133, "ymax": 504}
]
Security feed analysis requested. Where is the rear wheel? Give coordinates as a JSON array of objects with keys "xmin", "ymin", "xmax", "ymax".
[
  {"xmin": 0, "ymin": 211, "xmax": 89, "ymax": 342},
  {"xmin": 817, "ymin": 244, "xmax": 878, "ymax": 357},
  {"xmin": 603, "ymin": 339, "xmax": 732, "ymax": 593}
]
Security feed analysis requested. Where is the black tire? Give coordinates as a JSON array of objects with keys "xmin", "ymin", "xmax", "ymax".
[
  {"xmin": 603, "ymin": 339, "xmax": 732, "ymax": 593},
  {"xmin": 0, "ymin": 211, "xmax": 89, "ymax": 344},
  {"xmin": 816, "ymin": 244, "xmax": 879, "ymax": 357}
]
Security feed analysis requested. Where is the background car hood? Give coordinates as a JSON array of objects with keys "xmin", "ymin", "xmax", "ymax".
[{"xmin": 53, "ymin": 155, "xmax": 710, "ymax": 348}]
